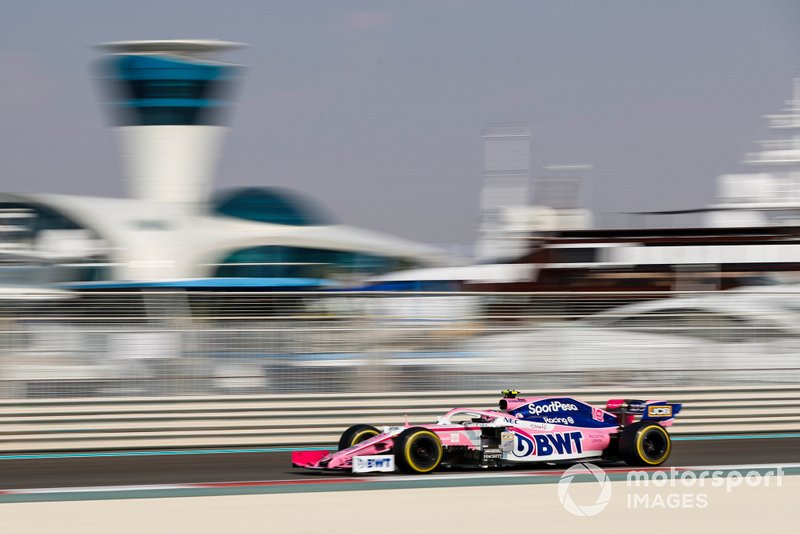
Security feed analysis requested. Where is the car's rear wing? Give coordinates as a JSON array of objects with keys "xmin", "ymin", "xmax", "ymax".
[{"xmin": 605, "ymin": 399, "xmax": 682, "ymax": 426}]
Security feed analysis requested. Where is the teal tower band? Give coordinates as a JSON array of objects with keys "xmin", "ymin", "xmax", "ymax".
[{"xmin": 101, "ymin": 54, "xmax": 241, "ymax": 126}]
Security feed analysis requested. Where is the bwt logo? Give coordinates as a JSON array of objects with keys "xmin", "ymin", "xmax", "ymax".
[
  {"xmin": 527, "ymin": 401, "xmax": 579, "ymax": 416},
  {"xmin": 513, "ymin": 432, "xmax": 583, "ymax": 457},
  {"xmin": 352, "ymin": 455, "xmax": 395, "ymax": 473}
]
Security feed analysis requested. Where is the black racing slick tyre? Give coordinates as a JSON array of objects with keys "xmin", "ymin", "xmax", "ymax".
[
  {"xmin": 393, "ymin": 427, "xmax": 443, "ymax": 474},
  {"xmin": 338, "ymin": 424, "xmax": 380, "ymax": 450},
  {"xmin": 619, "ymin": 422, "xmax": 672, "ymax": 466}
]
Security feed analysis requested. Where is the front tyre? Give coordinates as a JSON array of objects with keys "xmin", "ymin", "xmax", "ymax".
[
  {"xmin": 619, "ymin": 422, "xmax": 671, "ymax": 466},
  {"xmin": 393, "ymin": 427, "xmax": 443, "ymax": 474},
  {"xmin": 338, "ymin": 424, "xmax": 380, "ymax": 450}
]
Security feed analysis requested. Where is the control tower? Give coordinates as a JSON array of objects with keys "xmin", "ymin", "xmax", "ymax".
[{"xmin": 97, "ymin": 40, "xmax": 243, "ymax": 207}]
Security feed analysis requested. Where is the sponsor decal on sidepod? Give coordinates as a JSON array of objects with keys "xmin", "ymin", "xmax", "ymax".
[
  {"xmin": 512, "ymin": 431, "xmax": 584, "ymax": 458},
  {"xmin": 543, "ymin": 416, "xmax": 575, "ymax": 425}
]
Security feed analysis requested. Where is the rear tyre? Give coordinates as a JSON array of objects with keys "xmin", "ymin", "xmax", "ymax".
[
  {"xmin": 393, "ymin": 427, "xmax": 443, "ymax": 474},
  {"xmin": 619, "ymin": 422, "xmax": 671, "ymax": 466},
  {"xmin": 338, "ymin": 424, "xmax": 380, "ymax": 450}
]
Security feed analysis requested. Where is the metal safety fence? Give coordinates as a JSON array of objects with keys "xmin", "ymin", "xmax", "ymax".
[{"xmin": 1, "ymin": 289, "xmax": 799, "ymax": 399}]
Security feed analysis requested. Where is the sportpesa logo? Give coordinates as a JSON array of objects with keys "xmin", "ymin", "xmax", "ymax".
[{"xmin": 527, "ymin": 401, "xmax": 579, "ymax": 416}]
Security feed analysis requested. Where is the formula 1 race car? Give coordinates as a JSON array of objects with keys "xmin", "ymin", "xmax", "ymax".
[{"xmin": 292, "ymin": 390, "xmax": 681, "ymax": 474}]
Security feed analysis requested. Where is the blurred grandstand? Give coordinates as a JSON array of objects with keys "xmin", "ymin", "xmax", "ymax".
[{"xmin": 1, "ymin": 289, "xmax": 798, "ymax": 399}]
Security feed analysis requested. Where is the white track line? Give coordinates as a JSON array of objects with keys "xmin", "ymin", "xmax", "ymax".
[{"xmin": 3, "ymin": 463, "xmax": 800, "ymax": 495}]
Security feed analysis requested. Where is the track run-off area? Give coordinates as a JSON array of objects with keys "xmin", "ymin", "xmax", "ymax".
[{"xmin": 2, "ymin": 435, "xmax": 799, "ymax": 534}]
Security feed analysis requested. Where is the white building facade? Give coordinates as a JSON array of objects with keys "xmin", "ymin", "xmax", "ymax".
[{"xmin": 0, "ymin": 41, "xmax": 444, "ymax": 287}]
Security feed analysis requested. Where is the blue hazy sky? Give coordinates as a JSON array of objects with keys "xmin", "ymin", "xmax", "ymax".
[{"xmin": 1, "ymin": 0, "xmax": 799, "ymax": 245}]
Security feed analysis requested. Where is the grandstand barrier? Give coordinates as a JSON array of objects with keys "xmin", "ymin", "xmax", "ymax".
[{"xmin": 1, "ymin": 385, "xmax": 799, "ymax": 452}]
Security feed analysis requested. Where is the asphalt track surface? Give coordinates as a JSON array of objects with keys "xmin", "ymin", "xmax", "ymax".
[{"xmin": 1, "ymin": 437, "xmax": 798, "ymax": 490}]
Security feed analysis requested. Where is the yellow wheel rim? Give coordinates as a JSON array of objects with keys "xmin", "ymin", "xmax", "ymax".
[
  {"xmin": 350, "ymin": 429, "xmax": 379, "ymax": 447},
  {"xmin": 635, "ymin": 425, "xmax": 671, "ymax": 465},
  {"xmin": 403, "ymin": 430, "xmax": 442, "ymax": 473}
]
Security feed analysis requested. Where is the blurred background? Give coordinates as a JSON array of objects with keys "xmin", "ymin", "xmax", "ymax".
[{"xmin": 0, "ymin": 1, "xmax": 799, "ymax": 401}]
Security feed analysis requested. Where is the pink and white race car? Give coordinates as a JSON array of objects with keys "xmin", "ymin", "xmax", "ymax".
[{"xmin": 292, "ymin": 390, "xmax": 681, "ymax": 474}]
